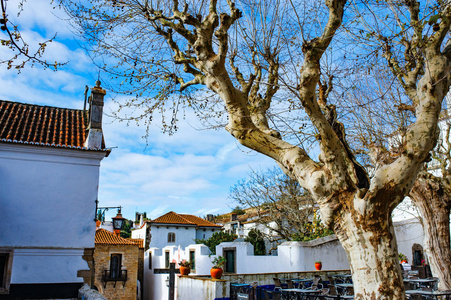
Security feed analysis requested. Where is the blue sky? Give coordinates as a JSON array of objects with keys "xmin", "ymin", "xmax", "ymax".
[{"xmin": 0, "ymin": 0, "xmax": 276, "ymax": 221}]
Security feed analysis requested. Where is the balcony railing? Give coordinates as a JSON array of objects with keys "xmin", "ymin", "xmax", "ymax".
[{"xmin": 102, "ymin": 270, "xmax": 127, "ymax": 288}]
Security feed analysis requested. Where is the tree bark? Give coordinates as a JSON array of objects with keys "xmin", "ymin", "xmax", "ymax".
[
  {"xmin": 337, "ymin": 209, "xmax": 405, "ymax": 299},
  {"xmin": 409, "ymin": 175, "xmax": 451, "ymax": 290}
]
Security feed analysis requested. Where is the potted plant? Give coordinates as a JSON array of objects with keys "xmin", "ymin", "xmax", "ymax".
[
  {"xmin": 178, "ymin": 260, "xmax": 192, "ymax": 276},
  {"xmin": 211, "ymin": 256, "xmax": 226, "ymax": 279},
  {"xmin": 399, "ymin": 253, "xmax": 408, "ymax": 264},
  {"xmin": 315, "ymin": 261, "xmax": 322, "ymax": 270}
]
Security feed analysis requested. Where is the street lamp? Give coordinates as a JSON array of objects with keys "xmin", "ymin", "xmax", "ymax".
[{"xmin": 112, "ymin": 209, "xmax": 125, "ymax": 236}]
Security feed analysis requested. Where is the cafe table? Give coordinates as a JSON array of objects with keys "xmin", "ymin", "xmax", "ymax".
[
  {"xmin": 406, "ymin": 289, "xmax": 451, "ymax": 299},
  {"xmin": 282, "ymin": 288, "xmax": 322, "ymax": 300},
  {"xmin": 292, "ymin": 278, "xmax": 314, "ymax": 288},
  {"xmin": 409, "ymin": 278, "xmax": 439, "ymax": 290}
]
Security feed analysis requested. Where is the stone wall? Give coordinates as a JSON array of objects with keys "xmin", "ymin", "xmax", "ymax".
[{"xmin": 94, "ymin": 244, "xmax": 139, "ymax": 300}]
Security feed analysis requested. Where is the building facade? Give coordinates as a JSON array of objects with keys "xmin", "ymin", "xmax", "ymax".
[
  {"xmin": 0, "ymin": 82, "xmax": 109, "ymax": 299},
  {"xmin": 94, "ymin": 228, "xmax": 140, "ymax": 300},
  {"xmin": 140, "ymin": 211, "xmax": 222, "ymax": 250}
]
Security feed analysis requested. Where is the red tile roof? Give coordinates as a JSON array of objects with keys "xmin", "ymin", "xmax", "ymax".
[
  {"xmin": 95, "ymin": 228, "xmax": 138, "ymax": 246},
  {"xmin": 151, "ymin": 211, "xmax": 222, "ymax": 228},
  {"xmin": 0, "ymin": 100, "xmax": 106, "ymax": 151},
  {"xmin": 129, "ymin": 238, "xmax": 145, "ymax": 249}
]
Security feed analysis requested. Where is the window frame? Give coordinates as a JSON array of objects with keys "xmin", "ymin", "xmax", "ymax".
[
  {"xmin": 167, "ymin": 232, "xmax": 176, "ymax": 243},
  {"xmin": 189, "ymin": 249, "xmax": 195, "ymax": 271},
  {"xmin": 109, "ymin": 253, "xmax": 122, "ymax": 279},
  {"xmin": 0, "ymin": 248, "xmax": 13, "ymax": 295},
  {"xmin": 165, "ymin": 251, "xmax": 170, "ymax": 268}
]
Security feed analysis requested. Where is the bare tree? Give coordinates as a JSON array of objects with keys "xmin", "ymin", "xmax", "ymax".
[
  {"xmin": 60, "ymin": 0, "xmax": 451, "ymax": 297},
  {"xmin": 229, "ymin": 167, "xmax": 315, "ymax": 242},
  {"xmin": 0, "ymin": 0, "xmax": 64, "ymax": 70},
  {"xmin": 408, "ymin": 115, "xmax": 451, "ymax": 290}
]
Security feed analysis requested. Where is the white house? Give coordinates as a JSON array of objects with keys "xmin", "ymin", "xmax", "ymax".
[
  {"xmin": 0, "ymin": 81, "xmax": 109, "ymax": 298},
  {"xmin": 145, "ymin": 211, "xmax": 222, "ymax": 250}
]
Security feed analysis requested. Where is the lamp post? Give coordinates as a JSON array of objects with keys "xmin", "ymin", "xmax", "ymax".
[
  {"xmin": 112, "ymin": 209, "xmax": 125, "ymax": 237},
  {"xmin": 95, "ymin": 200, "xmax": 125, "ymax": 236}
]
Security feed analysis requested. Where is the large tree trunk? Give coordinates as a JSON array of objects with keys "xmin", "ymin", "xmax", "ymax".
[
  {"xmin": 409, "ymin": 176, "xmax": 451, "ymax": 290},
  {"xmin": 339, "ymin": 219, "xmax": 404, "ymax": 298},
  {"xmin": 328, "ymin": 190, "xmax": 406, "ymax": 299}
]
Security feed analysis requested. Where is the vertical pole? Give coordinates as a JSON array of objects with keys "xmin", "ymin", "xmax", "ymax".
[{"xmin": 168, "ymin": 262, "xmax": 176, "ymax": 300}]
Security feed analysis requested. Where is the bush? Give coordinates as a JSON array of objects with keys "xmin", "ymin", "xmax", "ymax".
[
  {"xmin": 245, "ymin": 228, "xmax": 266, "ymax": 255},
  {"xmin": 195, "ymin": 231, "xmax": 237, "ymax": 254}
]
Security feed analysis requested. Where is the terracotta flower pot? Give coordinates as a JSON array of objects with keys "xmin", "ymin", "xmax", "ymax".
[
  {"xmin": 315, "ymin": 262, "xmax": 322, "ymax": 270},
  {"xmin": 180, "ymin": 266, "xmax": 190, "ymax": 276},
  {"xmin": 210, "ymin": 268, "xmax": 223, "ymax": 279}
]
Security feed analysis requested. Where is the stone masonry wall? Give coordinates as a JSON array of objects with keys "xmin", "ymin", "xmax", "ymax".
[{"xmin": 94, "ymin": 244, "xmax": 139, "ymax": 300}]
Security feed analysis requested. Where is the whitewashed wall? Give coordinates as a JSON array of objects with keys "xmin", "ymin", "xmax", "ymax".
[
  {"xmin": 394, "ymin": 218, "xmax": 425, "ymax": 263},
  {"xmin": 0, "ymin": 144, "xmax": 106, "ymax": 284},
  {"xmin": 149, "ymin": 225, "xmax": 219, "ymax": 250},
  {"xmin": 195, "ymin": 227, "xmax": 219, "ymax": 240},
  {"xmin": 149, "ymin": 226, "xmax": 197, "ymax": 249},
  {"xmin": 143, "ymin": 219, "xmax": 427, "ymax": 300},
  {"xmin": 143, "ymin": 237, "xmax": 349, "ymax": 300},
  {"xmin": 132, "ymin": 225, "xmax": 147, "ymax": 240}
]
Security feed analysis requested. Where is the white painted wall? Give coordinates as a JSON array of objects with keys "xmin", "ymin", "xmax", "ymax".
[
  {"xmin": 144, "ymin": 238, "xmax": 349, "ymax": 300},
  {"xmin": 143, "ymin": 218, "xmax": 427, "ymax": 300},
  {"xmin": 195, "ymin": 228, "xmax": 218, "ymax": 240},
  {"xmin": 0, "ymin": 143, "xmax": 106, "ymax": 284},
  {"xmin": 149, "ymin": 225, "xmax": 219, "ymax": 250},
  {"xmin": 11, "ymin": 249, "xmax": 88, "ymax": 283},
  {"xmin": 132, "ymin": 225, "xmax": 147, "ymax": 240},
  {"xmin": 177, "ymin": 276, "xmax": 229, "ymax": 300},
  {"xmin": 394, "ymin": 218, "xmax": 425, "ymax": 264},
  {"xmin": 149, "ymin": 225, "xmax": 197, "ymax": 249}
]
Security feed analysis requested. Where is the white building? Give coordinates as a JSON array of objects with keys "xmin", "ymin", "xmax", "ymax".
[
  {"xmin": 0, "ymin": 82, "xmax": 109, "ymax": 298},
  {"xmin": 145, "ymin": 211, "xmax": 222, "ymax": 250}
]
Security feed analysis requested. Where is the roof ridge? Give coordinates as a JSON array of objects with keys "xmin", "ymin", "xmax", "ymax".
[
  {"xmin": 0, "ymin": 99, "xmax": 83, "ymax": 112},
  {"xmin": 178, "ymin": 213, "xmax": 196, "ymax": 225}
]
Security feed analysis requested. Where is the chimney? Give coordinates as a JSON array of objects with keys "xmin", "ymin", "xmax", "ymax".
[
  {"xmin": 84, "ymin": 80, "xmax": 105, "ymax": 149},
  {"xmin": 139, "ymin": 214, "xmax": 144, "ymax": 227},
  {"xmin": 206, "ymin": 214, "xmax": 214, "ymax": 222},
  {"xmin": 231, "ymin": 213, "xmax": 237, "ymax": 221}
]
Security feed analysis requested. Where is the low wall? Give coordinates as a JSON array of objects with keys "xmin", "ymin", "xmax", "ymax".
[
  {"xmin": 78, "ymin": 284, "xmax": 107, "ymax": 300},
  {"xmin": 177, "ymin": 276, "xmax": 229, "ymax": 300},
  {"xmin": 178, "ymin": 270, "xmax": 351, "ymax": 299},
  {"xmin": 221, "ymin": 270, "xmax": 351, "ymax": 286}
]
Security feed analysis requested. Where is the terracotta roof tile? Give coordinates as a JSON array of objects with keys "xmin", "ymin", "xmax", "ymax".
[
  {"xmin": 179, "ymin": 214, "xmax": 222, "ymax": 227},
  {"xmin": 129, "ymin": 238, "xmax": 145, "ymax": 249},
  {"xmin": 95, "ymin": 228, "xmax": 137, "ymax": 246},
  {"xmin": 0, "ymin": 100, "xmax": 107, "ymax": 151},
  {"xmin": 152, "ymin": 211, "xmax": 222, "ymax": 228}
]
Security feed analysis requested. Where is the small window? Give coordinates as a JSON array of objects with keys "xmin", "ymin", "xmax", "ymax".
[
  {"xmin": 0, "ymin": 250, "xmax": 12, "ymax": 294},
  {"xmin": 110, "ymin": 254, "xmax": 122, "ymax": 279},
  {"xmin": 0, "ymin": 254, "xmax": 7, "ymax": 288},
  {"xmin": 148, "ymin": 252, "xmax": 152, "ymax": 270},
  {"xmin": 165, "ymin": 251, "xmax": 170, "ymax": 268},
  {"xmin": 189, "ymin": 250, "xmax": 195, "ymax": 271},
  {"xmin": 168, "ymin": 232, "xmax": 176, "ymax": 243}
]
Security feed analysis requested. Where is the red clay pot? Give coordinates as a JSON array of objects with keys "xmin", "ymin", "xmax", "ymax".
[
  {"xmin": 180, "ymin": 266, "xmax": 190, "ymax": 276},
  {"xmin": 315, "ymin": 262, "xmax": 322, "ymax": 270},
  {"xmin": 210, "ymin": 268, "xmax": 223, "ymax": 279}
]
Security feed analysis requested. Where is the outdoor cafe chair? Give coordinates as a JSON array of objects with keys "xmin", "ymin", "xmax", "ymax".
[
  {"xmin": 287, "ymin": 280, "xmax": 295, "ymax": 289},
  {"xmin": 263, "ymin": 289, "xmax": 282, "ymax": 300},
  {"xmin": 273, "ymin": 278, "xmax": 283, "ymax": 291}
]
